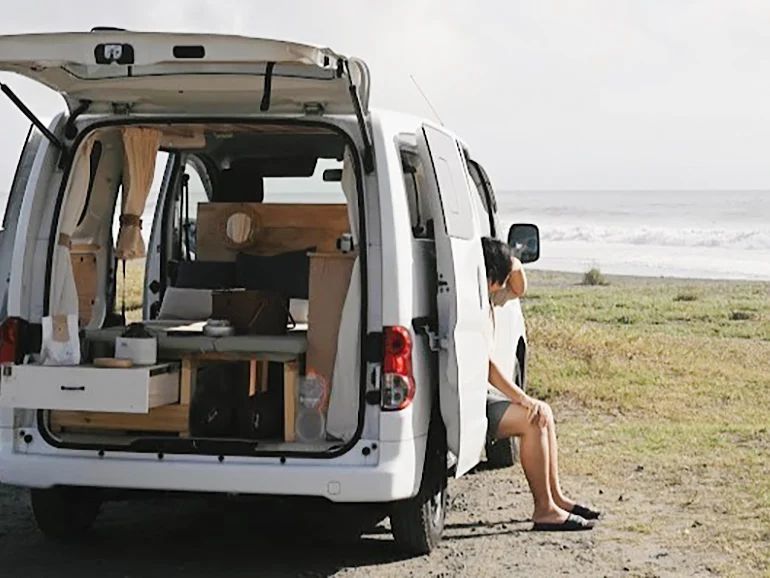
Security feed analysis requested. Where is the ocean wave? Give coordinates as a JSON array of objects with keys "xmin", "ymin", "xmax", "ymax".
[{"xmin": 537, "ymin": 225, "xmax": 770, "ymax": 251}]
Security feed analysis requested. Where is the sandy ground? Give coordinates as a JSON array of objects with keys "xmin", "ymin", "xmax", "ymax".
[{"xmin": 0, "ymin": 409, "xmax": 728, "ymax": 578}]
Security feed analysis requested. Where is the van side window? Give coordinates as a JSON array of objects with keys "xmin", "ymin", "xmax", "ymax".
[
  {"xmin": 399, "ymin": 150, "xmax": 431, "ymax": 238},
  {"xmin": 112, "ymin": 151, "xmax": 170, "ymax": 321},
  {"xmin": 262, "ymin": 158, "xmax": 346, "ymax": 204},
  {"xmin": 173, "ymin": 157, "xmax": 210, "ymax": 261},
  {"xmin": 466, "ymin": 158, "xmax": 496, "ymax": 238}
]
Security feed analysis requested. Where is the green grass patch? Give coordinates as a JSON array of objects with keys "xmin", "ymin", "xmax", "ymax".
[{"xmin": 523, "ymin": 271, "xmax": 770, "ymax": 574}]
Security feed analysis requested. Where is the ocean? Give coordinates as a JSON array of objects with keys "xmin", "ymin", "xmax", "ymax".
[
  {"xmin": 497, "ymin": 190, "xmax": 770, "ymax": 281},
  {"xmin": 1, "ymin": 189, "xmax": 767, "ymax": 282}
]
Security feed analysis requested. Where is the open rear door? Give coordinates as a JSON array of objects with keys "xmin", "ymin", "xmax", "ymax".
[
  {"xmin": 0, "ymin": 32, "xmax": 369, "ymax": 115},
  {"xmin": 419, "ymin": 124, "xmax": 489, "ymax": 477}
]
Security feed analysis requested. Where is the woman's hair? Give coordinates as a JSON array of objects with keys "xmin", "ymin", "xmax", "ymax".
[{"xmin": 482, "ymin": 237, "xmax": 513, "ymax": 285}]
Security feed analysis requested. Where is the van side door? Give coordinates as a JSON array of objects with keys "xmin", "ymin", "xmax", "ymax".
[{"xmin": 418, "ymin": 124, "xmax": 489, "ymax": 477}]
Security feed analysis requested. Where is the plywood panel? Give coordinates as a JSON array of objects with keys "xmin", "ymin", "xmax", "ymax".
[
  {"xmin": 306, "ymin": 252, "xmax": 356, "ymax": 394},
  {"xmin": 71, "ymin": 247, "xmax": 98, "ymax": 325},
  {"xmin": 51, "ymin": 404, "xmax": 189, "ymax": 433},
  {"xmin": 197, "ymin": 203, "xmax": 349, "ymax": 261}
]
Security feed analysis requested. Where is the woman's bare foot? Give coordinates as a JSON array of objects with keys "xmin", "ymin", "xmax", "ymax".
[{"xmin": 531, "ymin": 504, "xmax": 571, "ymax": 525}]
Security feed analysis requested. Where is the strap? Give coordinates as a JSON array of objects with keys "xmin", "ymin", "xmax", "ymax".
[
  {"xmin": 182, "ymin": 173, "xmax": 191, "ymax": 261},
  {"xmin": 119, "ymin": 214, "xmax": 142, "ymax": 227},
  {"xmin": 245, "ymin": 301, "xmax": 267, "ymax": 330},
  {"xmin": 121, "ymin": 259, "xmax": 126, "ymax": 324},
  {"xmin": 57, "ymin": 233, "xmax": 72, "ymax": 249}
]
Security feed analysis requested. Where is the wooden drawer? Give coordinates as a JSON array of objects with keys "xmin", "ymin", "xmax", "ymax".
[{"xmin": 0, "ymin": 363, "xmax": 179, "ymax": 414}]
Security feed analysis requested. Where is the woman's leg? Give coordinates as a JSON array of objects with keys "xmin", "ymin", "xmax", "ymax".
[
  {"xmin": 540, "ymin": 403, "xmax": 577, "ymax": 512},
  {"xmin": 495, "ymin": 403, "xmax": 569, "ymax": 524}
]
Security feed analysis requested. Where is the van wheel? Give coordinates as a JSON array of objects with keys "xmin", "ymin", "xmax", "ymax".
[
  {"xmin": 485, "ymin": 360, "xmax": 523, "ymax": 470},
  {"xmin": 30, "ymin": 487, "xmax": 102, "ymax": 541},
  {"xmin": 390, "ymin": 418, "xmax": 448, "ymax": 556},
  {"xmin": 485, "ymin": 436, "xmax": 519, "ymax": 469}
]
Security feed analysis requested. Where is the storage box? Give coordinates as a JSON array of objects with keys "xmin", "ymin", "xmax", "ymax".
[
  {"xmin": 115, "ymin": 337, "xmax": 158, "ymax": 365},
  {"xmin": 212, "ymin": 289, "xmax": 288, "ymax": 335},
  {"xmin": 0, "ymin": 363, "xmax": 180, "ymax": 414}
]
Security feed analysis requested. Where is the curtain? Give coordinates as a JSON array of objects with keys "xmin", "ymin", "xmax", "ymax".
[
  {"xmin": 326, "ymin": 147, "xmax": 362, "ymax": 440},
  {"xmin": 50, "ymin": 137, "xmax": 96, "ymax": 316},
  {"xmin": 115, "ymin": 127, "xmax": 161, "ymax": 260},
  {"xmin": 342, "ymin": 147, "xmax": 359, "ymax": 243}
]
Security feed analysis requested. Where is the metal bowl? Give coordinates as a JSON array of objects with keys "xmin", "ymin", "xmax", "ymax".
[{"xmin": 203, "ymin": 319, "xmax": 235, "ymax": 337}]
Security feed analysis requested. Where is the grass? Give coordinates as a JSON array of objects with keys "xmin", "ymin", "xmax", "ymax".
[
  {"xmin": 522, "ymin": 271, "xmax": 770, "ymax": 575},
  {"xmin": 115, "ymin": 259, "xmax": 146, "ymax": 322}
]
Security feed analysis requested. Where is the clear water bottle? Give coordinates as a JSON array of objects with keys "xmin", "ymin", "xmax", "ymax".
[
  {"xmin": 296, "ymin": 373, "xmax": 328, "ymax": 442},
  {"xmin": 298, "ymin": 373, "xmax": 327, "ymax": 409}
]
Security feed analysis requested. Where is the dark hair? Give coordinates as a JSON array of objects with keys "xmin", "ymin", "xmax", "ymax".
[{"xmin": 482, "ymin": 237, "xmax": 512, "ymax": 285}]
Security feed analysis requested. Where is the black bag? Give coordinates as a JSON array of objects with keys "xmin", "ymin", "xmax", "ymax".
[
  {"xmin": 175, "ymin": 260, "xmax": 237, "ymax": 289},
  {"xmin": 238, "ymin": 388, "xmax": 283, "ymax": 440},
  {"xmin": 235, "ymin": 248, "xmax": 313, "ymax": 299},
  {"xmin": 189, "ymin": 365, "xmax": 241, "ymax": 438}
]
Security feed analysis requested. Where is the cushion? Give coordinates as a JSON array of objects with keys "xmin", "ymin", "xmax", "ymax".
[
  {"xmin": 158, "ymin": 287, "xmax": 213, "ymax": 320},
  {"xmin": 175, "ymin": 261, "xmax": 236, "ymax": 289},
  {"xmin": 236, "ymin": 249, "xmax": 313, "ymax": 299}
]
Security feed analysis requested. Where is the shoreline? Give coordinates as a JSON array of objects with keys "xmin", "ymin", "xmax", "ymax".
[{"xmin": 525, "ymin": 267, "xmax": 770, "ymax": 287}]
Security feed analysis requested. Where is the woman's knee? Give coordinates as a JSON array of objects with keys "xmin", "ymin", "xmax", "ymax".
[{"xmin": 542, "ymin": 402, "xmax": 556, "ymax": 427}]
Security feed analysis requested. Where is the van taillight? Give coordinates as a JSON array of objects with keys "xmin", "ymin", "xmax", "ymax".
[
  {"xmin": 0, "ymin": 317, "xmax": 20, "ymax": 364},
  {"xmin": 381, "ymin": 326, "xmax": 415, "ymax": 411}
]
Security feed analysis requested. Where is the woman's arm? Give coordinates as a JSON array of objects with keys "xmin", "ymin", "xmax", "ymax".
[
  {"xmin": 488, "ymin": 359, "xmax": 550, "ymax": 427},
  {"xmin": 488, "ymin": 359, "xmax": 528, "ymax": 405},
  {"xmin": 507, "ymin": 257, "xmax": 527, "ymax": 298}
]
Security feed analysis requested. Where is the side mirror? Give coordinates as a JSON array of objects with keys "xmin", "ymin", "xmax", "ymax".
[{"xmin": 508, "ymin": 223, "xmax": 540, "ymax": 264}]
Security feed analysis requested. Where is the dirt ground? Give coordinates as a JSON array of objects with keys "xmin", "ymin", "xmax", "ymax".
[{"xmin": 0, "ymin": 409, "xmax": 729, "ymax": 578}]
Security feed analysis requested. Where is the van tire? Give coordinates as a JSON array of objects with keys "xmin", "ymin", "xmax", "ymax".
[
  {"xmin": 485, "ymin": 436, "xmax": 519, "ymax": 469},
  {"xmin": 484, "ymin": 360, "xmax": 523, "ymax": 470},
  {"xmin": 30, "ymin": 487, "xmax": 102, "ymax": 541},
  {"xmin": 390, "ymin": 417, "xmax": 448, "ymax": 556}
]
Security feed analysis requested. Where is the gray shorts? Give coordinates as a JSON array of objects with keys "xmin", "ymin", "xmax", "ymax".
[{"xmin": 486, "ymin": 396, "xmax": 512, "ymax": 440}]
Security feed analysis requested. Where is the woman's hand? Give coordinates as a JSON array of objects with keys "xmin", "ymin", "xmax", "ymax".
[
  {"xmin": 505, "ymin": 257, "xmax": 528, "ymax": 298},
  {"xmin": 520, "ymin": 396, "xmax": 552, "ymax": 428}
]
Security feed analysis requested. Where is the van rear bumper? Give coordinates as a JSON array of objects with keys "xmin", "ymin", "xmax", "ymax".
[{"xmin": 0, "ymin": 436, "xmax": 426, "ymax": 503}]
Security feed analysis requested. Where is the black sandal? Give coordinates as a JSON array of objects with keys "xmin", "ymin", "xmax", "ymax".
[
  {"xmin": 532, "ymin": 513, "xmax": 595, "ymax": 532},
  {"xmin": 571, "ymin": 504, "xmax": 602, "ymax": 520}
]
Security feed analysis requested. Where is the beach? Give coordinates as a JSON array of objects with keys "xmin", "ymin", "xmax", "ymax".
[{"xmin": 498, "ymin": 189, "xmax": 770, "ymax": 281}]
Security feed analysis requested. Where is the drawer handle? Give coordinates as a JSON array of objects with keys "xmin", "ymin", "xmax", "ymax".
[{"xmin": 60, "ymin": 386, "xmax": 85, "ymax": 392}]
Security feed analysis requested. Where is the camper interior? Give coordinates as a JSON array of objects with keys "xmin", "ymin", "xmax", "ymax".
[{"xmin": 22, "ymin": 121, "xmax": 364, "ymax": 456}]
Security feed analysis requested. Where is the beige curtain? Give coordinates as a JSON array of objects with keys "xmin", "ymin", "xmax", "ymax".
[
  {"xmin": 116, "ymin": 127, "xmax": 161, "ymax": 260},
  {"xmin": 341, "ymin": 147, "xmax": 359, "ymax": 243},
  {"xmin": 51, "ymin": 136, "xmax": 96, "ymax": 316}
]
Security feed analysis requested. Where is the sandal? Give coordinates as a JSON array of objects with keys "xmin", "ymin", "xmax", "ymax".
[
  {"xmin": 532, "ymin": 513, "xmax": 595, "ymax": 532},
  {"xmin": 571, "ymin": 504, "xmax": 602, "ymax": 520}
]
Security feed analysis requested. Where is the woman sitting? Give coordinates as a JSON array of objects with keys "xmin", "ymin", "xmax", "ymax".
[{"xmin": 482, "ymin": 236, "xmax": 601, "ymax": 531}]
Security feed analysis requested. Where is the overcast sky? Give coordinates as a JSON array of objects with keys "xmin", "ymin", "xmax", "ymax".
[{"xmin": 2, "ymin": 0, "xmax": 770, "ymax": 191}]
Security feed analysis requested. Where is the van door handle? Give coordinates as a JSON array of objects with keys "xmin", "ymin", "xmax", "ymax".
[{"xmin": 60, "ymin": 386, "xmax": 85, "ymax": 392}]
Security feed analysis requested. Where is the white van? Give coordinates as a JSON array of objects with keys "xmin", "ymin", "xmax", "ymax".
[{"xmin": 0, "ymin": 31, "xmax": 540, "ymax": 554}]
